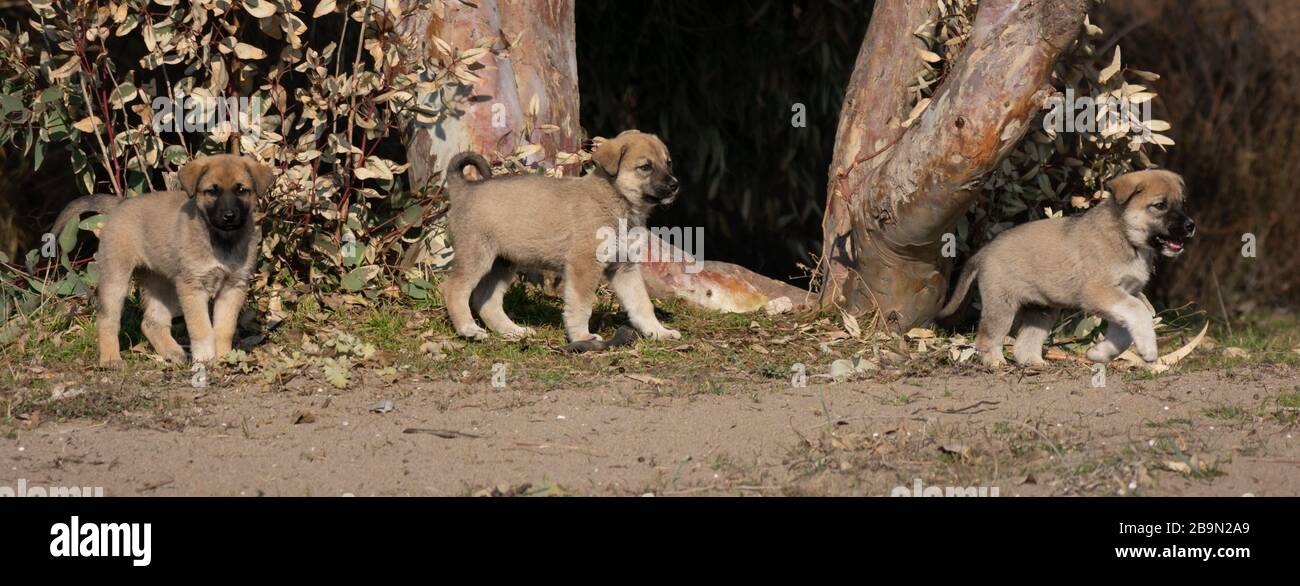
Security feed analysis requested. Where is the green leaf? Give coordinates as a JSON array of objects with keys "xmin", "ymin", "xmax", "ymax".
[
  {"xmin": 54, "ymin": 272, "xmax": 87, "ymax": 296},
  {"xmin": 163, "ymin": 145, "xmax": 189, "ymax": 166},
  {"xmin": 400, "ymin": 280, "xmax": 428, "ymax": 299},
  {"xmin": 77, "ymin": 213, "xmax": 107, "ymax": 233},
  {"xmin": 340, "ymin": 265, "xmax": 381, "ymax": 291},
  {"xmin": 109, "ymin": 82, "xmax": 137, "ymax": 108},
  {"xmin": 0, "ymin": 94, "xmax": 24, "ymax": 116}
]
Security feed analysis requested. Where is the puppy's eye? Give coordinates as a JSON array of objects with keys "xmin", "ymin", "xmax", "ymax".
[
  {"xmin": 1151, "ymin": 201, "xmax": 1168, "ymax": 211},
  {"xmin": 638, "ymin": 163, "xmax": 653, "ymax": 172},
  {"xmin": 235, "ymin": 185, "xmax": 248, "ymax": 193}
]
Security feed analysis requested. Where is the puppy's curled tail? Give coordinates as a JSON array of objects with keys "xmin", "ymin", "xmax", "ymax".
[
  {"xmin": 52, "ymin": 195, "xmax": 121, "ymax": 236},
  {"xmin": 445, "ymin": 152, "xmax": 492, "ymax": 189},
  {"xmin": 564, "ymin": 326, "xmax": 640, "ymax": 353},
  {"xmin": 937, "ymin": 251, "xmax": 982, "ymax": 319}
]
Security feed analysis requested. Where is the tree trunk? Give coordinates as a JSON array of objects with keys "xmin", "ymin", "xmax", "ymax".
[
  {"xmin": 818, "ymin": 0, "xmax": 1089, "ymax": 330},
  {"xmin": 398, "ymin": 0, "xmax": 583, "ymax": 190}
]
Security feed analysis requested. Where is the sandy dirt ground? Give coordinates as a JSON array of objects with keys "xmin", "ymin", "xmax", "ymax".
[{"xmin": 4, "ymin": 363, "xmax": 1297, "ymax": 496}]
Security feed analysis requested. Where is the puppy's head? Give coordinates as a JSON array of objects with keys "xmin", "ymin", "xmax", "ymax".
[
  {"xmin": 1109, "ymin": 169, "xmax": 1195, "ymax": 258},
  {"xmin": 179, "ymin": 154, "xmax": 274, "ymax": 233},
  {"xmin": 592, "ymin": 130, "xmax": 680, "ymax": 209}
]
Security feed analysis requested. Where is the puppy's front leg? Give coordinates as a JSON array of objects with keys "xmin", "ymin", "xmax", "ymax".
[
  {"xmin": 1096, "ymin": 293, "xmax": 1157, "ymax": 362},
  {"xmin": 177, "ymin": 281, "xmax": 216, "ymax": 363},
  {"xmin": 211, "ymin": 284, "xmax": 248, "ymax": 359},
  {"xmin": 609, "ymin": 265, "xmax": 680, "ymax": 341}
]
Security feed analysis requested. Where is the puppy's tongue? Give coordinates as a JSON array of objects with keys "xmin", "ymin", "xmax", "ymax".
[{"xmin": 1160, "ymin": 237, "xmax": 1183, "ymax": 251}]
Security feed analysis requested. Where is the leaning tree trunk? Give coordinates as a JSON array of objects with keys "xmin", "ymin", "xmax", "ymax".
[
  {"xmin": 819, "ymin": 0, "xmax": 1089, "ymax": 330},
  {"xmin": 400, "ymin": 0, "xmax": 808, "ymax": 313}
]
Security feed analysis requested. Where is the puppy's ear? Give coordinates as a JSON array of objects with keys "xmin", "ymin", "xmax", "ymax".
[
  {"xmin": 179, "ymin": 156, "xmax": 210, "ymax": 197},
  {"xmin": 243, "ymin": 157, "xmax": 276, "ymax": 196},
  {"xmin": 1107, "ymin": 173, "xmax": 1145, "ymax": 206},
  {"xmin": 593, "ymin": 138, "xmax": 626, "ymax": 177}
]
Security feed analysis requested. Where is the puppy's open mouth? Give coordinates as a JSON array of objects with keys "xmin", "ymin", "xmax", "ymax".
[{"xmin": 1154, "ymin": 235, "xmax": 1185, "ymax": 255}]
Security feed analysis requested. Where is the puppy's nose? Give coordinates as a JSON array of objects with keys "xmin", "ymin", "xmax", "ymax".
[
  {"xmin": 667, "ymin": 176, "xmax": 680, "ymax": 193},
  {"xmin": 1184, "ymin": 218, "xmax": 1196, "ymax": 237},
  {"xmin": 221, "ymin": 210, "xmax": 238, "ymax": 223}
]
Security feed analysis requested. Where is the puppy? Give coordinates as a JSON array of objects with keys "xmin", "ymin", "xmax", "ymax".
[
  {"xmin": 938, "ymin": 169, "xmax": 1194, "ymax": 367},
  {"xmin": 52, "ymin": 154, "xmax": 273, "ymax": 366},
  {"xmin": 442, "ymin": 130, "xmax": 682, "ymax": 347}
]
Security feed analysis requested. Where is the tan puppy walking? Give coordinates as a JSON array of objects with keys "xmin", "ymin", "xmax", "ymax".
[
  {"xmin": 442, "ymin": 130, "xmax": 682, "ymax": 349},
  {"xmin": 939, "ymin": 170, "xmax": 1195, "ymax": 367}
]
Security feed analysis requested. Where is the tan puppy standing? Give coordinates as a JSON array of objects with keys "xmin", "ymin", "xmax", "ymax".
[
  {"xmin": 442, "ymin": 130, "xmax": 682, "ymax": 348},
  {"xmin": 939, "ymin": 170, "xmax": 1195, "ymax": 367},
  {"xmin": 52, "ymin": 154, "xmax": 273, "ymax": 366}
]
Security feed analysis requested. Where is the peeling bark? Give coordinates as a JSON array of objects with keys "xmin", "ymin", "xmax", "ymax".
[
  {"xmin": 819, "ymin": 0, "xmax": 1089, "ymax": 330},
  {"xmin": 399, "ymin": 0, "xmax": 582, "ymax": 190}
]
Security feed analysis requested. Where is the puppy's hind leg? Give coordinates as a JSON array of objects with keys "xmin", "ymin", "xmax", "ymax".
[
  {"xmin": 442, "ymin": 246, "xmax": 495, "ymax": 341},
  {"xmin": 1012, "ymin": 307, "xmax": 1058, "ymax": 366},
  {"xmin": 975, "ymin": 296, "xmax": 1017, "ymax": 367},
  {"xmin": 1086, "ymin": 321, "xmax": 1133, "ymax": 363},
  {"xmin": 561, "ymin": 261, "xmax": 601, "ymax": 344},
  {"xmin": 138, "ymin": 273, "xmax": 187, "ymax": 364},
  {"xmin": 95, "ymin": 264, "xmax": 131, "ymax": 367},
  {"xmin": 472, "ymin": 260, "xmax": 533, "ymax": 338}
]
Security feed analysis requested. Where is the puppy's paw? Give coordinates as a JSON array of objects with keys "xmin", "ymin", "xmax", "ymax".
[
  {"xmin": 456, "ymin": 325, "xmax": 491, "ymax": 341},
  {"xmin": 1137, "ymin": 346, "xmax": 1159, "ymax": 364},
  {"xmin": 1085, "ymin": 345, "xmax": 1117, "ymax": 363},
  {"xmin": 645, "ymin": 327, "xmax": 681, "ymax": 341},
  {"xmin": 1014, "ymin": 354, "xmax": 1047, "ymax": 367},
  {"xmin": 98, "ymin": 355, "xmax": 125, "ymax": 368},
  {"xmin": 980, "ymin": 352, "xmax": 1006, "ymax": 367},
  {"xmin": 500, "ymin": 325, "xmax": 535, "ymax": 339},
  {"xmin": 190, "ymin": 338, "xmax": 216, "ymax": 363}
]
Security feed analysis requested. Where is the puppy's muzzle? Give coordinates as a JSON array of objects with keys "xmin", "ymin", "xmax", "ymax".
[
  {"xmin": 1154, "ymin": 214, "xmax": 1195, "ymax": 256},
  {"xmin": 646, "ymin": 176, "xmax": 681, "ymax": 205}
]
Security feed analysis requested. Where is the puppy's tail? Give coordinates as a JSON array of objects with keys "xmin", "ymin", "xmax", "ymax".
[
  {"xmin": 52, "ymin": 194, "xmax": 121, "ymax": 237},
  {"xmin": 564, "ymin": 326, "xmax": 640, "ymax": 353},
  {"xmin": 937, "ymin": 251, "xmax": 982, "ymax": 319},
  {"xmin": 444, "ymin": 152, "xmax": 492, "ymax": 189}
]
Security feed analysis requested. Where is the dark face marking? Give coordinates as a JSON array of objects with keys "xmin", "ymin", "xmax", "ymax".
[
  {"xmin": 198, "ymin": 181, "xmax": 252, "ymax": 232},
  {"xmin": 638, "ymin": 156, "xmax": 680, "ymax": 204}
]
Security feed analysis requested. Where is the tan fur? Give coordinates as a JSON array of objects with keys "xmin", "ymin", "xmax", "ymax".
[
  {"xmin": 939, "ymin": 170, "xmax": 1194, "ymax": 367},
  {"xmin": 52, "ymin": 154, "xmax": 273, "ymax": 366},
  {"xmin": 442, "ymin": 130, "xmax": 682, "ymax": 345}
]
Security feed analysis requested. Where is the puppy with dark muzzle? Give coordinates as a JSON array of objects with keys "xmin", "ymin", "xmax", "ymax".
[
  {"xmin": 938, "ymin": 169, "xmax": 1195, "ymax": 367},
  {"xmin": 442, "ymin": 130, "xmax": 682, "ymax": 350},
  {"xmin": 52, "ymin": 154, "xmax": 274, "ymax": 366}
]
